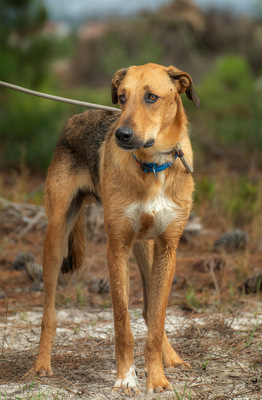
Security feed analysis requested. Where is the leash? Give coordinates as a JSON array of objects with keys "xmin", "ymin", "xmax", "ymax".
[
  {"xmin": 174, "ymin": 143, "xmax": 194, "ymax": 173},
  {"xmin": 0, "ymin": 80, "xmax": 193, "ymax": 174},
  {"xmin": 133, "ymin": 142, "xmax": 193, "ymax": 178},
  {"xmin": 0, "ymin": 80, "xmax": 121, "ymax": 113}
]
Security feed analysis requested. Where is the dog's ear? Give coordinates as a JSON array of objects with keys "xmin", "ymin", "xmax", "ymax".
[
  {"xmin": 111, "ymin": 68, "xmax": 129, "ymax": 104},
  {"xmin": 167, "ymin": 66, "xmax": 200, "ymax": 108}
]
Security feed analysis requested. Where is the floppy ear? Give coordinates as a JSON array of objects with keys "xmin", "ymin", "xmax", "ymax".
[
  {"xmin": 111, "ymin": 68, "xmax": 129, "ymax": 104},
  {"xmin": 167, "ymin": 66, "xmax": 200, "ymax": 108}
]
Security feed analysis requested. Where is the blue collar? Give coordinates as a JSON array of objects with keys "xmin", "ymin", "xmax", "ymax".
[{"xmin": 132, "ymin": 153, "xmax": 177, "ymax": 178}]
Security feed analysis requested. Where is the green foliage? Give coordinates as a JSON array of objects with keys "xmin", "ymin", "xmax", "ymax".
[
  {"xmin": 0, "ymin": 0, "xmax": 51, "ymax": 85},
  {"xmin": 193, "ymin": 55, "xmax": 262, "ymax": 229},
  {"xmin": 222, "ymin": 177, "xmax": 258, "ymax": 224},
  {"xmin": 194, "ymin": 174, "xmax": 262, "ymax": 227},
  {"xmin": 195, "ymin": 55, "xmax": 262, "ymax": 152},
  {"xmin": 0, "ymin": 0, "xmax": 63, "ymax": 169},
  {"xmin": 194, "ymin": 176, "xmax": 215, "ymax": 205},
  {"xmin": 76, "ymin": 285, "xmax": 85, "ymax": 306},
  {"xmin": 0, "ymin": 83, "xmax": 68, "ymax": 169}
]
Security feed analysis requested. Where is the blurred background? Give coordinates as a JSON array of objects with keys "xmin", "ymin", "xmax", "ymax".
[
  {"xmin": 1, "ymin": 0, "xmax": 262, "ymax": 232},
  {"xmin": 0, "ymin": 0, "xmax": 262, "ymax": 295}
]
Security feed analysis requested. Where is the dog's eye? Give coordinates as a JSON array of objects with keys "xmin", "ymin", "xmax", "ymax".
[
  {"xmin": 146, "ymin": 94, "xmax": 159, "ymax": 103},
  {"xmin": 119, "ymin": 95, "xmax": 126, "ymax": 104}
]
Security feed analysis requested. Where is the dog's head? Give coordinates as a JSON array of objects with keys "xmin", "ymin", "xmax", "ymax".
[{"xmin": 111, "ymin": 63, "xmax": 200, "ymax": 152}]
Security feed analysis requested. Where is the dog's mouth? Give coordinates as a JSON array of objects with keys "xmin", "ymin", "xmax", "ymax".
[
  {"xmin": 115, "ymin": 137, "xmax": 142, "ymax": 150},
  {"xmin": 115, "ymin": 137, "xmax": 155, "ymax": 151},
  {"xmin": 143, "ymin": 138, "xmax": 155, "ymax": 148}
]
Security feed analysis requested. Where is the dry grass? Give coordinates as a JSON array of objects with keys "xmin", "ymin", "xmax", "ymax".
[{"xmin": 0, "ymin": 307, "xmax": 261, "ymax": 399}]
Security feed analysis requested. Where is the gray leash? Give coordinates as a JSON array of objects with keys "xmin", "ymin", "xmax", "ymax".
[{"xmin": 0, "ymin": 80, "xmax": 121, "ymax": 113}]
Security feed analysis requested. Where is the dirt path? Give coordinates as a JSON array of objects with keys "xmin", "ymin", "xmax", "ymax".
[{"xmin": 1, "ymin": 303, "xmax": 261, "ymax": 399}]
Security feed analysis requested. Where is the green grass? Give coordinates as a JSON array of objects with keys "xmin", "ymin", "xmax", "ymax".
[
  {"xmin": 76, "ymin": 285, "xmax": 85, "ymax": 306},
  {"xmin": 245, "ymin": 321, "xmax": 259, "ymax": 348},
  {"xmin": 0, "ymin": 379, "xmax": 64, "ymax": 400},
  {"xmin": 172, "ymin": 381, "xmax": 192, "ymax": 400}
]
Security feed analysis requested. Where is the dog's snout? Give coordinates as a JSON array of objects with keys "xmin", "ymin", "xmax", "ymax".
[{"xmin": 115, "ymin": 126, "xmax": 133, "ymax": 144}]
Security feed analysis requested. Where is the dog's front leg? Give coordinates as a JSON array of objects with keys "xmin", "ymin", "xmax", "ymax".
[
  {"xmin": 144, "ymin": 236, "xmax": 178, "ymax": 393},
  {"xmin": 107, "ymin": 238, "xmax": 140, "ymax": 395}
]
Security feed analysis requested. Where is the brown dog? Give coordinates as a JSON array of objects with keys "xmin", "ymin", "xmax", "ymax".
[{"xmin": 28, "ymin": 63, "xmax": 200, "ymax": 394}]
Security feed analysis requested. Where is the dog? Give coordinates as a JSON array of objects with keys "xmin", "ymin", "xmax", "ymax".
[{"xmin": 28, "ymin": 63, "xmax": 200, "ymax": 394}]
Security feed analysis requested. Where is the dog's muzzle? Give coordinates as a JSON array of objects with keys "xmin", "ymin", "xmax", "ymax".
[
  {"xmin": 115, "ymin": 126, "xmax": 141, "ymax": 150},
  {"xmin": 115, "ymin": 126, "xmax": 155, "ymax": 150}
]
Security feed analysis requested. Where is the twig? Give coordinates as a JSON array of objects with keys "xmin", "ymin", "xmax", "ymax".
[
  {"xmin": 1, "ymin": 297, "xmax": 9, "ymax": 355},
  {"xmin": 0, "ymin": 196, "xmax": 47, "ymax": 235},
  {"xmin": 209, "ymin": 264, "xmax": 221, "ymax": 301},
  {"xmin": 0, "ymin": 197, "xmax": 43, "ymax": 211},
  {"xmin": 19, "ymin": 209, "xmax": 46, "ymax": 237}
]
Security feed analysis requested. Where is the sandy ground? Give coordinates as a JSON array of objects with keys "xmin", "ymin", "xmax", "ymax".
[{"xmin": 1, "ymin": 302, "xmax": 261, "ymax": 399}]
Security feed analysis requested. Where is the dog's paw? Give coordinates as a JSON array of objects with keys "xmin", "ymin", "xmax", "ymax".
[
  {"xmin": 147, "ymin": 384, "xmax": 173, "ymax": 394},
  {"xmin": 145, "ymin": 366, "xmax": 173, "ymax": 394},
  {"xmin": 112, "ymin": 366, "xmax": 141, "ymax": 396},
  {"xmin": 165, "ymin": 360, "xmax": 192, "ymax": 371},
  {"xmin": 25, "ymin": 363, "xmax": 53, "ymax": 378},
  {"xmin": 178, "ymin": 361, "xmax": 191, "ymax": 371}
]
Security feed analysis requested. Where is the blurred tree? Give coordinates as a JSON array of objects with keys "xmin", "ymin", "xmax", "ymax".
[
  {"xmin": 0, "ymin": 0, "xmax": 52, "ymax": 86},
  {"xmin": 0, "ymin": 0, "xmax": 68, "ymax": 170}
]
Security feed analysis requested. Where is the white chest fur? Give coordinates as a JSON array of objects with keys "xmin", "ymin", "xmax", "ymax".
[{"xmin": 125, "ymin": 188, "xmax": 180, "ymax": 238}]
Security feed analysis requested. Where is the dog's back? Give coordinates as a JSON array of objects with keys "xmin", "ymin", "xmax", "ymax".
[{"xmin": 54, "ymin": 109, "xmax": 120, "ymax": 193}]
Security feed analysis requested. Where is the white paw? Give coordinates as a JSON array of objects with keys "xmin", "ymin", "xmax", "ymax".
[{"xmin": 113, "ymin": 366, "xmax": 141, "ymax": 395}]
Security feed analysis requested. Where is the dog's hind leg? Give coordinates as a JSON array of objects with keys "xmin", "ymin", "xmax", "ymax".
[
  {"xmin": 132, "ymin": 241, "xmax": 191, "ymax": 370},
  {"xmin": 27, "ymin": 167, "xmax": 89, "ymax": 377}
]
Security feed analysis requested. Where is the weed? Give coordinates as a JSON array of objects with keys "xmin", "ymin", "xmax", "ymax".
[
  {"xmin": 131, "ymin": 309, "xmax": 141, "ymax": 319},
  {"xmin": 194, "ymin": 176, "xmax": 215, "ymax": 206},
  {"xmin": 185, "ymin": 287, "xmax": 201, "ymax": 310},
  {"xmin": 202, "ymin": 352, "xmax": 213, "ymax": 371},
  {"xmin": 15, "ymin": 379, "xmax": 36, "ymax": 400},
  {"xmin": 14, "ymin": 381, "xmax": 63, "ymax": 399},
  {"xmin": 202, "ymin": 360, "xmax": 208, "ymax": 371},
  {"xmin": 21, "ymin": 312, "xmax": 27, "ymax": 322},
  {"xmin": 76, "ymin": 285, "xmax": 85, "ymax": 307},
  {"xmin": 228, "ymin": 283, "xmax": 235, "ymax": 301},
  {"xmin": 101, "ymin": 300, "xmax": 111, "ymax": 309},
  {"xmin": 172, "ymin": 381, "xmax": 192, "ymax": 400},
  {"xmin": 245, "ymin": 321, "xmax": 259, "ymax": 347},
  {"xmin": 73, "ymin": 325, "xmax": 80, "ymax": 335}
]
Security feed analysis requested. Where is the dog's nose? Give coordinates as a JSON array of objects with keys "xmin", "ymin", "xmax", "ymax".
[{"xmin": 115, "ymin": 126, "xmax": 133, "ymax": 144}]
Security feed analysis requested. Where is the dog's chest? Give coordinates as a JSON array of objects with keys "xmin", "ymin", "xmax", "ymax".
[{"xmin": 125, "ymin": 190, "xmax": 179, "ymax": 239}]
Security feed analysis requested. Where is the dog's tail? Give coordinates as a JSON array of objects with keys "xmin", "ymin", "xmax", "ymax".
[{"xmin": 61, "ymin": 207, "xmax": 86, "ymax": 274}]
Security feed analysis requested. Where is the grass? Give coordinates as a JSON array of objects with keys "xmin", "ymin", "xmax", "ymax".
[
  {"xmin": 0, "ymin": 379, "xmax": 64, "ymax": 400},
  {"xmin": 76, "ymin": 285, "xmax": 85, "ymax": 307},
  {"xmin": 245, "ymin": 321, "xmax": 259, "ymax": 348},
  {"xmin": 194, "ymin": 173, "xmax": 262, "ymax": 242},
  {"xmin": 202, "ymin": 352, "xmax": 213, "ymax": 371},
  {"xmin": 173, "ymin": 381, "xmax": 192, "ymax": 400}
]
